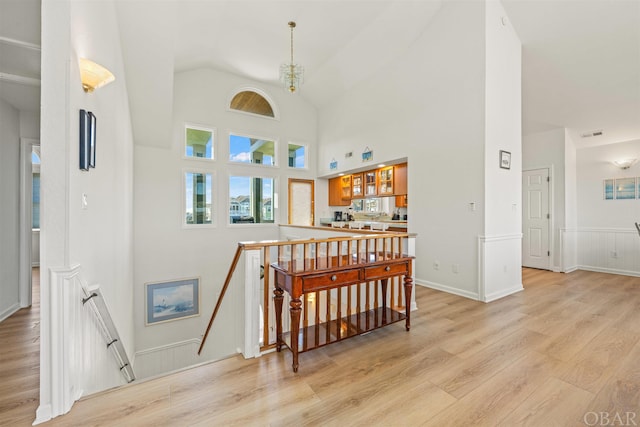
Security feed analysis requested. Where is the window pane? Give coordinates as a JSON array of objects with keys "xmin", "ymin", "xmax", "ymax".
[
  {"xmin": 229, "ymin": 134, "xmax": 275, "ymax": 166},
  {"xmin": 288, "ymin": 143, "xmax": 305, "ymax": 168},
  {"xmin": 185, "ymin": 126, "xmax": 214, "ymax": 159},
  {"xmin": 230, "ymin": 91, "xmax": 275, "ymax": 117},
  {"xmin": 185, "ymin": 172, "xmax": 213, "ymax": 225},
  {"xmin": 32, "ymin": 173, "xmax": 40, "ymax": 229},
  {"xmin": 229, "ymin": 176, "xmax": 274, "ymax": 224}
]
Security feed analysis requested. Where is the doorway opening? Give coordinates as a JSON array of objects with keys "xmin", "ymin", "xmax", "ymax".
[
  {"xmin": 288, "ymin": 178, "xmax": 315, "ymax": 226},
  {"xmin": 20, "ymin": 139, "xmax": 40, "ymax": 308}
]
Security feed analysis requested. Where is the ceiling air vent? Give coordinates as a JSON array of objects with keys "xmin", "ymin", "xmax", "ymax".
[{"xmin": 581, "ymin": 129, "xmax": 604, "ymax": 138}]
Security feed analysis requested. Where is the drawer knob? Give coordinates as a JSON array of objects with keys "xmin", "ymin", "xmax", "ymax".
[
  {"xmin": 385, "ymin": 266, "xmax": 391, "ymax": 271},
  {"xmin": 331, "ymin": 275, "xmax": 337, "ymax": 281}
]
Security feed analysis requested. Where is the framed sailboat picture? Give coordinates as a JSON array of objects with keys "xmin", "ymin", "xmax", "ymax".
[{"xmin": 145, "ymin": 277, "xmax": 200, "ymax": 325}]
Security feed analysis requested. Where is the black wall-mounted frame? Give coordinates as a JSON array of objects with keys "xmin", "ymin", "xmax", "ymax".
[
  {"xmin": 79, "ymin": 109, "xmax": 97, "ymax": 171},
  {"xmin": 499, "ymin": 150, "xmax": 511, "ymax": 170},
  {"xmin": 89, "ymin": 111, "xmax": 96, "ymax": 168}
]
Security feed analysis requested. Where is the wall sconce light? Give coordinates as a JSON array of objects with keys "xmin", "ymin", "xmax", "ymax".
[
  {"xmin": 613, "ymin": 159, "xmax": 637, "ymax": 170},
  {"xmin": 79, "ymin": 58, "xmax": 115, "ymax": 93}
]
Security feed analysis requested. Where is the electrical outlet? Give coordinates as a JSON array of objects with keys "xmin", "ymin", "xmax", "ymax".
[{"xmin": 433, "ymin": 261, "xmax": 440, "ymax": 270}]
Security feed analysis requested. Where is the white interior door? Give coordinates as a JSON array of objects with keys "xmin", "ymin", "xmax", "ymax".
[
  {"xmin": 288, "ymin": 179, "xmax": 314, "ymax": 226},
  {"xmin": 522, "ymin": 168, "xmax": 551, "ymax": 269}
]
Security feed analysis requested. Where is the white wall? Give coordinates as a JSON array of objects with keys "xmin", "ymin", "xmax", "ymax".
[
  {"xmin": 39, "ymin": 0, "xmax": 135, "ymax": 419},
  {"xmin": 317, "ymin": 1, "xmax": 522, "ymax": 301},
  {"xmin": 575, "ymin": 139, "xmax": 640, "ymax": 275},
  {"xmin": 318, "ymin": 1, "xmax": 486, "ymax": 299},
  {"xmin": 133, "ymin": 68, "xmax": 317, "ymax": 377},
  {"xmin": 522, "ymin": 127, "xmax": 566, "ymax": 269},
  {"xmin": 562, "ymin": 130, "xmax": 578, "ymax": 271},
  {"xmin": 577, "ymin": 139, "xmax": 640, "ymax": 227},
  {"xmin": 67, "ymin": 0, "xmax": 135, "ymax": 361},
  {"xmin": 20, "ymin": 110, "xmax": 40, "ymax": 139},
  {"xmin": 481, "ymin": 0, "xmax": 522, "ymax": 301},
  {"xmin": 0, "ymin": 98, "xmax": 21, "ymax": 321}
]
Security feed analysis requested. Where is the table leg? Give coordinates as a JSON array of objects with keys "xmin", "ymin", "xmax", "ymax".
[
  {"xmin": 290, "ymin": 297, "xmax": 302, "ymax": 372},
  {"xmin": 274, "ymin": 287, "xmax": 284, "ymax": 352},
  {"xmin": 404, "ymin": 275, "xmax": 413, "ymax": 331},
  {"xmin": 381, "ymin": 278, "xmax": 388, "ymax": 324}
]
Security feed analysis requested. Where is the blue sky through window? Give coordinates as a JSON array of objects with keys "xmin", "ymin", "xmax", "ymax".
[{"xmin": 229, "ymin": 134, "xmax": 274, "ymax": 165}]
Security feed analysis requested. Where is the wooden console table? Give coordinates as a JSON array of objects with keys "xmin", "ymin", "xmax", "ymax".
[{"xmin": 271, "ymin": 253, "xmax": 413, "ymax": 372}]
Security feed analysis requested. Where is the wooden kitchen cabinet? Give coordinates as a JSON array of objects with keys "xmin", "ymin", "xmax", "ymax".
[
  {"xmin": 364, "ymin": 171, "xmax": 377, "ymax": 196},
  {"xmin": 340, "ymin": 175, "xmax": 352, "ymax": 200},
  {"xmin": 329, "ymin": 177, "xmax": 350, "ymax": 206},
  {"xmin": 351, "ymin": 173, "xmax": 363, "ymax": 198},
  {"xmin": 378, "ymin": 166, "xmax": 394, "ymax": 195},
  {"xmin": 394, "ymin": 163, "xmax": 407, "ymax": 195}
]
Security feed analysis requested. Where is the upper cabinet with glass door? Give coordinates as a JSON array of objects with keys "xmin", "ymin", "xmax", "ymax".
[
  {"xmin": 378, "ymin": 166, "xmax": 394, "ymax": 195},
  {"xmin": 340, "ymin": 175, "xmax": 352, "ymax": 200},
  {"xmin": 352, "ymin": 173, "xmax": 363, "ymax": 198},
  {"xmin": 364, "ymin": 171, "xmax": 377, "ymax": 196}
]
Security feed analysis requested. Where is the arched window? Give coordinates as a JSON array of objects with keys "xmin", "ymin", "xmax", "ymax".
[{"xmin": 229, "ymin": 89, "xmax": 276, "ymax": 118}]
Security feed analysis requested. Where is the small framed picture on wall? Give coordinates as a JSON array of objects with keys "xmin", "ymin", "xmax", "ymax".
[{"xmin": 499, "ymin": 150, "xmax": 511, "ymax": 170}]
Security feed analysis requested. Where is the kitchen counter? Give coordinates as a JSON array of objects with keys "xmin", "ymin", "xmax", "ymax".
[{"xmin": 319, "ymin": 218, "xmax": 407, "ymax": 231}]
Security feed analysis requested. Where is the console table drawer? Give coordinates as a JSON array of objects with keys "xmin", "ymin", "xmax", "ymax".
[
  {"xmin": 303, "ymin": 270, "xmax": 361, "ymax": 292},
  {"xmin": 364, "ymin": 262, "xmax": 408, "ymax": 280}
]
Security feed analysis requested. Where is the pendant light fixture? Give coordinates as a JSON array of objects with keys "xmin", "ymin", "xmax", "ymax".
[{"xmin": 279, "ymin": 21, "xmax": 304, "ymax": 93}]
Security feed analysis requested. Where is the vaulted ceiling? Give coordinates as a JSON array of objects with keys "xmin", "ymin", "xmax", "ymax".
[{"xmin": 1, "ymin": 0, "xmax": 639, "ymax": 148}]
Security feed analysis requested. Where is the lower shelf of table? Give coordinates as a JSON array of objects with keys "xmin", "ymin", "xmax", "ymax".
[{"xmin": 282, "ymin": 307, "xmax": 407, "ymax": 353}]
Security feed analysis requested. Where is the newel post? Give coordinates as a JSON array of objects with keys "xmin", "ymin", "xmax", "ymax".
[{"xmin": 243, "ymin": 249, "xmax": 262, "ymax": 359}]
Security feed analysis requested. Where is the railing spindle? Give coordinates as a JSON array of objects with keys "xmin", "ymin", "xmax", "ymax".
[
  {"xmin": 337, "ymin": 286, "xmax": 342, "ymax": 339},
  {"xmin": 325, "ymin": 289, "xmax": 331, "ymax": 343},
  {"xmin": 314, "ymin": 291, "xmax": 320, "ymax": 347}
]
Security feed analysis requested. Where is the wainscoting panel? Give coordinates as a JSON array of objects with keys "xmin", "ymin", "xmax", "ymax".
[
  {"xmin": 35, "ymin": 265, "xmax": 128, "ymax": 425},
  {"xmin": 559, "ymin": 228, "xmax": 578, "ymax": 273},
  {"xmin": 576, "ymin": 228, "xmax": 640, "ymax": 276},
  {"xmin": 478, "ymin": 234, "xmax": 524, "ymax": 302},
  {"xmin": 133, "ymin": 339, "xmax": 203, "ymax": 379}
]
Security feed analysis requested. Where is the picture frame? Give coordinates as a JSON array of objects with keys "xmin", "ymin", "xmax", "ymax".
[
  {"xmin": 79, "ymin": 109, "xmax": 90, "ymax": 171},
  {"xmin": 615, "ymin": 177, "xmax": 636, "ymax": 200},
  {"xmin": 145, "ymin": 277, "xmax": 200, "ymax": 325},
  {"xmin": 89, "ymin": 111, "xmax": 96, "ymax": 168},
  {"xmin": 362, "ymin": 146, "xmax": 373, "ymax": 162},
  {"xmin": 499, "ymin": 150, "xmax": 511, "ymax": 170},
  {"xmin": 604, "ymin": 178, "xmax": 614, "ymax": 200}
]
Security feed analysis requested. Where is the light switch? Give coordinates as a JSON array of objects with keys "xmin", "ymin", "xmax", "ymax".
[{"xmin": 82, "ymin": 193, "xmax": 88, "ymax": 209}]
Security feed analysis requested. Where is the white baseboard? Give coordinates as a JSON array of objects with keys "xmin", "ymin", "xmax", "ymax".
[
  {"xmin": 33, "ymin": 404, "xmax": 52, "ymax": 425},
  {"xmin": 577, "ymin": 265, "xmax": 640, "ymax": 277},
  {"xmin": 484, "ymin": 284, "xmax": 524, "ymax": 302},
  {"xmin": 0, "ymin": 302, "xmax": 20, "ymax": 323},
  {"xmin": 415, "ymin": 278, "xmax": 479, "ymax": 301}
]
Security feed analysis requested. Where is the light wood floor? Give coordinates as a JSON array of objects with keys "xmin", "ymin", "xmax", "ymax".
[
  {"xmin": 3, "ymin": 268, "xmax": 640, "ymax": 426},
  {"xmin": 0, "ymin": 268, "xmax": 40, "ymax": 427}
]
